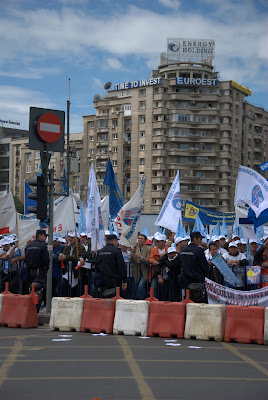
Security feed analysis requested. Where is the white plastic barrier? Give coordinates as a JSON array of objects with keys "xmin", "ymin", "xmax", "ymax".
[
  {"xmin": 49, "ymin": 297, "xmax": 84, "ymax": 332},
  {"xmin": 113, "ymin": 300, "xmax": 150, "ymax": 337},
  {"xmin": 264, "ymin": 307, "xmax": 268, "ymax": 345},
  {"xmin": 184, "ymin": 303, "xmax": 226, "ymax": 342},
  {"xmin": 0, "ymin": 295, "xmax": 3, "ymax": 319}
]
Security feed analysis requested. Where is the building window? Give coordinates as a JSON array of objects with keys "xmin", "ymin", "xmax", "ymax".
[
  {"xmin": 140, "ymin": 144, "xmax": 145, "ymax": 151},
  {"xmin": 219, "ymin": 201, "xmax": 223, "ymax": 206},
  {"xmin": 74, "ymin": 177, "xmax": 80, "ymax": 186},
  {"xmin": 139, "ymin": 88, "xmax": 146, "ymax": 96},
  {"xmin": 90, "ymin": 136, "xmax": 94, "ymax": 141},
  {"xmin": 26, "ymin": 153, "xmax": 31, "ymax": 161},
  {"xmin": 26, "ymin": 166, "xmax": 31, "ymax": 173},
  {"xmin": 112, "ymin": 160, "xmax": 117, "ymax": 166},
  {"xmin": 219, "ymin": 173, "xmax": 223, "ymax": 178},
  {"xmin": 112, "ymin": 147, "xmax": 117, "ymax": 152},
  {"xmin": 121, "ymin": 103, "xmax": 131, "ymax": 111},
  {"xmin": 139, "ymin": 116, "xmax": 145, "ymax": 123},
  {"xmin": 140, "ymin": 131, "xmax": 145, "ymax": 137},
  {"xmin": 140, "ymin": 158, "xmax": 145, "ymax": 165},
  {"xmin": 139, "ymin": 101, "xmax": 146, "ymax": 109},
  {"xmin": 35, "ymin": 151, "xmax": 40, "ymax": 159},
  {"xmin": 113, "ymin": 133, "xmax": 118, "ymax": 139},
  {"xmin": 90, "ymin": 122, "xmax": 94, "ymax": 128},
  {"xmin": 219, "ymin": 187, "xmax": 223, "ymax": 192},
  {"xmin": 35, "ymin": 163, "xmax": 39, "ymax": 171}
]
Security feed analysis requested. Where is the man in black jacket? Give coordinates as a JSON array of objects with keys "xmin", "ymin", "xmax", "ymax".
[
  {"xmin": 24, "ymin": 229, "xmax": 49, "ymax": 312},
  {"xmin": 95, "ymin": 234, "xmax": 127, "ymax": 298},
  {"xmin": 180, "ymin": 231, "xmax": 209, "ymax": 302}
]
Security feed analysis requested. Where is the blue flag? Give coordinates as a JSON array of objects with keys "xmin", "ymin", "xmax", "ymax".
[
  {"xmin": 24, "ymin": 180, "xmax": 36, "ymax": 214},
  {"xmin": 77, "ymin": 201, "xmax": 87, "ymax": 234},
  {"xmin": 103, "ymin": 158, "xmax": 124, "ymax": 219},
  {"xmin": 61, "ymin": 167, "xmax": 67, "ymax": 194},
  {"xmin": 221, "ymin": 216, "xmax": 228, "ymax": 237}
]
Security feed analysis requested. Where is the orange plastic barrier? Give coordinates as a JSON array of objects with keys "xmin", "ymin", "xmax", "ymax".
[
  {"xmin": 180, "ymin": 289, "xmax": 194, "ymax": 304},
  {"xmin": 225, "ymin": 305, "xmax": 265, "ymax": 345},
  {"xmin": 148, "ymin": 301, "xmax": 186, "ymax": 338},
  {"xmin": 80, "ymin": 287, "xmax": 122, "ymax": 334},
  {"xmin": 261, "ymin": 267, "xmax": 268, "ymax": 288},
  {"xmin": 0, "ymin": 283, "xmax": 39, "ymax": 328}
]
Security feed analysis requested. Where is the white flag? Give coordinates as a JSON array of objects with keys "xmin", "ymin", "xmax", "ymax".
[
  {"xmin": 235, "ymin": 165, "xmax": 268, "ymax": 218},
  {"xmin": 0, "ymin": 192, "xmax": 16, "ymax": 235},
  {"xmin": 101, "ymin": 195, "xmax": 110, "ymax": 232},
  {"xmin": 86, "ymin": 164, "xmax": 105, "ymax": 251},
  {"xmin": 115, "ymin": 179, "xmax": 146, "ymax": 246},
  {"xmin": 155, "ymin": 171, "xmax": 181, "ymax": 232},
  {"xmin": 17, "ymin": 195, "xmax": 76, "ymax": 249}
]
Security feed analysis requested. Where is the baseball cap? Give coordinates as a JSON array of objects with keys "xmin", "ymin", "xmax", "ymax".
[
  {"xmin": 167, "ymin": 247, "xmax": 177, "ymax": 254},
  {"xmin": 240, "ymin": 239, "xmax": 247, "ymax": 245},
  {"xmin": 68, "ymin": 231, "xmax": 76, "ymax": 238},
  {"xmin": 1, "ymin": 238, "xmax": 10, "ymax": 245},
  {"xmin": 80, "ymin": 232, "xmax": 87, "ymax": 237},
  {"xmin": 228, "ymin": 242, "xmax": 238, "ymax": 248},
  {"xmin": 154, "ymin": 233, "xmax": 167, "ymax": 241},
  {"xmin": 249, "ymin": 238, "xmax": 258, "ymax": 244},
  {"xmin": 190, "ymin": 231, "xmax": 205, "ymax": 240},
  {"xmin": 36, "ymin": 229, "xmax": 48, "ymax": 237},
  {"xmin": 175, "ymin": 237, "xmax": 186, "ymax": 245}
]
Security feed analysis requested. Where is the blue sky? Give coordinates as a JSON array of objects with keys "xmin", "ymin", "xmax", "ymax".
[{"xmin": 0, "ymin": 0, "xmax": 267, "ymax": 133}]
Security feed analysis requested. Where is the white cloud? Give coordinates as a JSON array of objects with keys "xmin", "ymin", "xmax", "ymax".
[
  {"xmin": 106, "ymin": 57, "xmax": 124, "ymax": 70},
  {"xmin": 158, "ymin": 0, "xmax": 180, "ymax": 11}
]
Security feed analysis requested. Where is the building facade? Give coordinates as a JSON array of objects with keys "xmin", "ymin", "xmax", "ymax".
[{"xmin": 83, "ymin": 56, "xmax": 268, "ymax": 213}]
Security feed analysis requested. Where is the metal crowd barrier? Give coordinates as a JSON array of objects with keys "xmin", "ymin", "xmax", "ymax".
[{"xmin": 1, "ymin": 259, "xmax": 259, "ymax": 302}]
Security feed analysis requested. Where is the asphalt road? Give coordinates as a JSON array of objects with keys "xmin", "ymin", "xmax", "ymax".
[{"xmin": 0, "ymin": 326, "xmax": 267, "ymax": 400}]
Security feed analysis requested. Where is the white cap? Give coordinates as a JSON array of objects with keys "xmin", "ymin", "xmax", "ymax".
[
  {"xmin": 167, "ymin": 247, "xmax": 177, "ymax": 254},
  {"xmin": 229, "ymin": 242, "xmax": 238, "ymax": 248},
  {"xmin": 68, "ymin": 231, "xmax": 76, "ymax": 238},
  {"xmin": 80, "ymin": 232, "xmax": 87, "ymax": 237},
  {"xmin": 240, "ymin": 239, "xmax": 247, "ymax": 245},
  {"xmin": 154, "ymin": 233, "xmax": 167, "ymax": 241},
  {"xmin": 249, "ymin": 238, "xmax": 258, "ymax": 244},
  {"xmin": 211, "ymin": 236, "xmax": 220, "ymax": 242},
  {"xmin": 104, "ymin": 230, "xmax": 110, "ymax": 236},
  {"xmin": 219, "ymin": 235, "xmax": 226, "ymax": 239},
  {"xmin": 232, "ymin": 234, "xmax": 240, "ymax": 239},
  {"xmin": 53, "ymin": 236, "xmax": 59, "ymax": 241},
  {"xmin": 175, "ymin": 237, "xmax": 186, "ymax": 245},
  {"xmin": 1, "ymin": 238, "xmax": 10, "ymax": 245},
  {"xmin": 235, "ymin": 240, "xmax": 241, "ymax": 245},
  {"xmin": 87, "ymin": 232, "xmax": 91, "ymax": 239}
]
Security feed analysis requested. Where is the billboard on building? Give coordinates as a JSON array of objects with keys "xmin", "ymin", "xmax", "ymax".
[{"xmin": 167, "ymin": 38, "xmax": 215, "ymax": 61}]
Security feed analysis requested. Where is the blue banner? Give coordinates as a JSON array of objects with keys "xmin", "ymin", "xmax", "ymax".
[
  {"xmin": 246, "ymin": 266, "xmax": 261, "ymax": 285},
  {"xmin": 259, "ymin": 161, "xmax": 268, "ymax": 172},
  {"xmin": 103, "ymin": 158, "xmax": 124, "ymax": 219},
  {"xmin": 24, "ymin": 180, "xmax": 36, "ymax": 214},
  {"xmin": 210, "ymin": 253, "xmax": 239, "ymax": 286},
  {"xmin": 183, "ymin": 200, "xmax": 235, "ymax": 225}
]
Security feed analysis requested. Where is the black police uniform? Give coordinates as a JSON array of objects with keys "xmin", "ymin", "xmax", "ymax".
[
  {"xmin": 25, "ymin": 239, "xmax": 49, "ymax": 303},
  {"xmin": 95, "ymin": 243, "xmax": 127, "ymax": 296},
  {"xmin": 180, "ymin": 242, "xmax": 209, "ymax": 302}
]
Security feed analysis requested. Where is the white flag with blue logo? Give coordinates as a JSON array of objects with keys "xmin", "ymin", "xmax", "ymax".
[
  {"xmin": 86, "ymin": 164, "xmax": 106, "ymax": 251},
  {"xmin": 235, "ymin": 165, "xmax": 268, "ymax": 218},
  {"xmin": 115, "ymin": 178, "xmax": 146, "ymax": 246},
  {"xmin": 155, "ymin": 171, "xmax": 181, "ymax": 232}
]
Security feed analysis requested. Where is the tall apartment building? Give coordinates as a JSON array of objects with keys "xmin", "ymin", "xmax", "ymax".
[
  {"xmin": 83, "ymin": 55, "xmax": 268, "ymax": 213},
  {"xmin": 0, "ymin": 126, "xmax": 85, "ymax": 202}
]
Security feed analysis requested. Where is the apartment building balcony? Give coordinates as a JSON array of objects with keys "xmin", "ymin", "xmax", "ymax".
[
  {"xmin": 152, "ymin": 191, "xmax": 167, "ymax": 199},
  {"xmin": 153, "ymin": 121, "xmax": 168, "ymax": 129},
  {"xmin": 152, "ymin": 135, "xmax": 167, "ymax": 143},
  {"xmin": 96, "ymin": 152, "xmax": 108, "ymax": 159},
  {"xmin": 152, "ymin": 176, "xmax": 167, "ymax": 185},
  {"xmin": 219, "ymin": 109, "xmax": 233, "ymax": 117},
  {"xmin": 154, "ymin": 93, "xmax": 169, "ymax": 102},
  {"xmin": 219, "ymin": 137, "xmax": 232, "ymax": 145},
  {"xmin": 169, "ymin": 93, "xmax": 193, "ymax": 101},
  {"xmin": 96, "ymin": 166, "xmax": 107, "ymax": 172},
  {"xmin": 152, "ymin": 149, "xmax": 167, "ymax": 157},
  {"xmin": 152, "ymin": 164, "xmax": 166, "ymax": 171},
  {"xmin": 96, "ymin": 141, "xmax": 108, "ymax": 146},
  {"xmin": 153, "ymin": 107, "xmax": 168, "ymax": 115}
]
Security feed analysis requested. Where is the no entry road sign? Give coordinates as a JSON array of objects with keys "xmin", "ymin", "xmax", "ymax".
[
  {"xmin": 37, "ymin": 113, "xmax": 62, "ymax": 143},
  {"xmin": 29, "ymin": 107, "xmax": 65, "ymax": 152}
]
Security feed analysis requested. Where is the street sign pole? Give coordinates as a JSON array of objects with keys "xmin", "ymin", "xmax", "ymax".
[{"xmin": 46, "ymin": 169, "xmax": 54, "ymax": 313}]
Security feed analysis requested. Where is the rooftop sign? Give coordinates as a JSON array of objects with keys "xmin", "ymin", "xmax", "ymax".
[
  {"xmin": 231, "ymin": 80, "xmax": 251, "ymax": 96},
  {"xmin": 114, "ymin": 77, "xmax": 161, "ymax": 91},
  {"xmin": 167, "ymin": 38, "xmax": 215, "ymax": 61},
  {"xmin": 176, "ymin": 77, "xmax": 218, "ymax": 86}
]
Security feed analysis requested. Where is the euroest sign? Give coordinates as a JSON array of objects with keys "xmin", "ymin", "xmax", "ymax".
[
  {"xmin": 176, "ymin": 77, "xmax": 218, "ymax": 86},
  {"xmin": 167, "ymin": 38, "xmax": 215, "ymax": 61},
  {"xmin": 114, "ymin": 77, "xmax": 161, "ymax": 91}
]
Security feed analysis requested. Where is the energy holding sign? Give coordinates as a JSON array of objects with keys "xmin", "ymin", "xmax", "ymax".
[
  {"xmin": 167, "ymin": 38, "xmax": 215, "ymax": 61},
  {"xmin": 29, "ymin": 107, "xmax": 65, "ymax": 152}
]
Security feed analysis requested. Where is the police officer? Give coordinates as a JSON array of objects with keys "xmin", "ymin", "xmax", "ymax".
[
  {"xmin": 25, "ymin": 229, "xmax": 49, "ymax": 311},
  {"xmin": 180, "ymin": 231, "xmax": 209, "ymax": 302},
  {"xmin": 95, "ymin": 234, "xmax": 127, "ymax": 298}
]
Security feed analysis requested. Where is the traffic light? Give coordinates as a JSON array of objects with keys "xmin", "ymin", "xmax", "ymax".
[{"xmin": 27, "ymin": 176, "xmax": 47, "ymax": 220}]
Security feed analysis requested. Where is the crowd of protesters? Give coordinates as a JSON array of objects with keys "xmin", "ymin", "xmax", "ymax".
[{"xmin": 1, "ymin": 227, "xmax": 268, "ymax": 306}]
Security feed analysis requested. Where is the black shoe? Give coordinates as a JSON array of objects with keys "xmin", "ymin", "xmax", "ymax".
[{"xmin": 38, "ymin": 321, "xmax": 44, "ymax": 326}]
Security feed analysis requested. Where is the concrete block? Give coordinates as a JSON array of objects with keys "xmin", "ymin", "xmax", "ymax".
[
  {"xmin": 49, "ymin": 297, "xmax": 84, "ymax": 332},
  {"xmin": 263, "ymin": 307, "xmax": 268, "ymax": 345},
  {"xmin": 113, "ymin": 300, "xmax": 150, "ymax": 336},
  {"xmin": 184, "ymin": 303, "xmax": 226, "ymax": 341}
]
